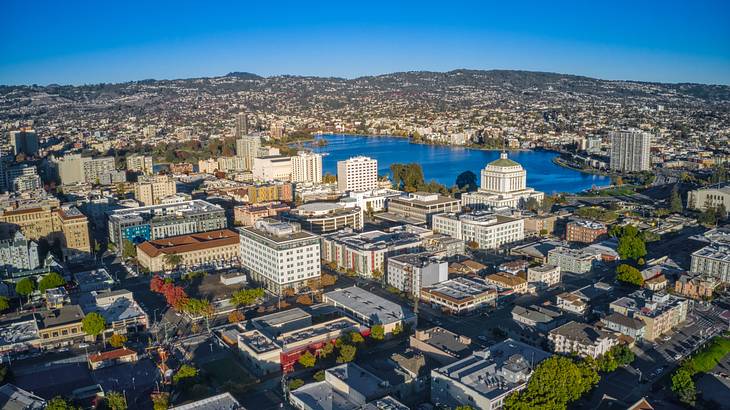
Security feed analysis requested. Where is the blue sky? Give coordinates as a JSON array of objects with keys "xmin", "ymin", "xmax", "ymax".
[{"xmin": 2, "ymin": 0, "xmax": 729, "ymax": 85}]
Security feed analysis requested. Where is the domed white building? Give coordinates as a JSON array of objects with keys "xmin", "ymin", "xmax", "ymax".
[{"xmin": 461, "ymin": 152, "xmax": 544, "ymax": 209}]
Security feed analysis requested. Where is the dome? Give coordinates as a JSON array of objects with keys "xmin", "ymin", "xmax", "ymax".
[{"xmin": 487, "ymin": 152, "xmax": 521, "ymax": 168}]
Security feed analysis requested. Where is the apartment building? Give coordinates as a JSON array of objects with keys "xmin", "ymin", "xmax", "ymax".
[
  {"xmin": 291, "ymin": 151, "xmax": 323, "ymax": 184},
  {"xmin": 239, "ymin": 219, "xmax": 320, "ymax": 295},
  {"xmin": 134, "ymin": 174, "xmax": 177, "ymax": 206},
  {"xmin": 432, "ymin": 211, "xmax": 524, "ymax": 249},
  {"xmin": 485, "ymin": 272, "xmax": 529, "ymax": 294},
  {"xmin": 320, "ymin": 227, "xmax": 423, "ymax": 278},
  {"xmin": 547, "ymin": 247, "xmax": 596, "ymax": 274},
  {"xmin": 233, "ymin": 202, "xmax": 290, "ymax": 227},
  {"xmin": 690, "ymin": 243, "xmax": 730, "ymax": 283},
  {"xmin": 566, "ymin": 219, "xmax": 607, "ymax": 243},
  {"xmin": 0, "ymin": 231, "xmax": 40, "ymax": 272},
  {"xmin": 609, "ymin": 290, "xmax": 688, "ymax": 341},
  {"xmin": 337, "ymin": 156, "xmax": 378, "ymax": 192},
  {"xmin": 125, "ymin": 154, "xmax": 153, "ymax": 175},
  {"xmin": 526, "ymin": 264, "xmax": 561, "ymax": 288},
  {"xmin": 431, "ymin": 339, "xmax": 550, "ymax": 410},
  {"xmin": 387, "ymin": 252, "xmax": 448, "ymax": 297},
  {"xmin": 609, "ymin": 129, "xmax": 651, "ymax": 172},
  {"xmin": 108, "ymin": 200, "xmax": 226, "ymax": 245},
  {"xmin": 137, "ymin": 229, "xmax": 240, "ymax": 271},
  {"xmin": 548, "ymin": 321, "xmax": 619, "ymax": 359},
  {"xmin": 236, "ymin": 135, "xmax": 261, "ymax": 171}
]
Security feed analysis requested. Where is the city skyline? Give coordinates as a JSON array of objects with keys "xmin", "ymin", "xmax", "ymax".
[{"xmin": 2, "ymin": 1, "xmax": 730, "ymax": 85}]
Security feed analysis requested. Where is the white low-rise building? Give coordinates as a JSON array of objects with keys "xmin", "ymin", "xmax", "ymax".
[{"xmin": 387, "ymin": 252, "xmax": 448, "ymax": 297}]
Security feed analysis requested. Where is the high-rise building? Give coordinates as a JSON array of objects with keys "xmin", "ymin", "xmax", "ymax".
[
  {"xmin": 134, "ymin": 175, "xmax": 177, "ymax": 206},
  {"xmin": 235, "ymin": 112, "xmax": 249, "ymax": 138},
  {"xmin": 126, "ymin": 155, "xmax": 153, "ymax": 175},
  {"xmin": 336, "ymin": 156, "xmax": 378, "ymax": 192},
  {"xmin": 609, "ymin": 129, "xmax": 651, "ymax": 172},
  {"xmin": 57, "ymin": 154, "xmax": 122, "ymax": 185},
  {"xmin": 269, "ymin": 121, "xmax": 284, "ymax": 140},
  {"xmin": 291, "ymin": 151, "xmax": 322, "ymax": 183},
  {"xmin": 9, "ymin": 130, "xmax": 39, "ymax": 157},
  {"xmin": 6, "ymin": 164, "xmax": 42, "ymax": 192},
  {"xmin": 239, "ymin": 219, "xmax": 320, "ymax": 295},
  {"xmin": 236, "ymin": 135, "xmax": 261, "ymax": 171},
  {"xmin": 0, "ymin": 231, "xmax": 40, "ymax": 272}
]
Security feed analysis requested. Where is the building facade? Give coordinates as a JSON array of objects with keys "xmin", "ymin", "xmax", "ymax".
[
  {"xmin": 134, "ymin": 175, "xmax": 177, "ymax": 206},
  {"xmin": 461, "ymin": 152, "xmax": 544, "ymax": 210},
  {"xmin": 291, "ymin": 151, "xmax": 323, "ymax": 184},
  {"xmin": 609, "ymin": 129, "xmax": 651, "ymax": 172},
  {"xmin": 566, "ymin": 220, "xmax": 607, "ymax": 243},
  {"xmin": 126, "ymin": 155, "xmax": 153, "ymax": 175},
  {"xmin": 137, "ymin": 229, "xmax": 240, "ymax": 271},
  {"xmin": 432, "ymin": 211, "xmax": 524, "ymax": 250},
  {"xmin": 387, "ymin": 192, "xmax": 461, "ymax": 224},
  {"xmin": 386, "ymin": 252, "xmax": 448, "ymax": 297},
  {"xmin": 337, "ymin": 156, "xmax": 378, "ymax": 192},
  {"xmin": 239, "ymin": 219, "xmax": 320, "ymax": 295},
  {"xmin": 286, "ymin": 202, "xmax": 363, "ymax": 234},
  {"xmin": 548, "ymin": 321, "xmax": 619, "ymax": 359}
]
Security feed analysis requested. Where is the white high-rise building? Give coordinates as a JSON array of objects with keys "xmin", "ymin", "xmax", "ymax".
[
  {"xmin": 236, "ymin": 135, "xmax": 261, "ymax": 171},
  {"xmin": 252, "ymin": 156, "xmax": 292, "ymax": 181},
  {"xmin": 239, "ymin": 219, "xmax": 321, "ymax": 295},
  {"xmin": 609, "ymin": 129, "xmax": 651, "ymax": 172},
  {"xmin": 291, "ymin": 151, "xmax": 322, "ymax": 184},
  {"xmin": 126, "ymin": 154, "xmax": 153, "ymax": 175},
  {"xmin": 337, "ymin": 156, "xmax": 378, "ymax": 192}
]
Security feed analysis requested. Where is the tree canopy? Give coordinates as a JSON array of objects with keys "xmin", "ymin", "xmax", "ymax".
[
  {"xmin": 15, "ymin": 277, "xmax": 36, "ymax": 297},
  {"xmin": 231, "ymin": 288, "xmax": 265, "ymax": 306},
  {"xmin": 336, "ymin": 344, "xmax": 357, "ymax": 363},
  {"xmin": 173, "ymin": 364, "xmax": 198, "ymax": 384},
  {"xmin": 82, "ymin": 312, "xmax": 107, "ymax": 337},
  {"xmin": 370, "ymin": 324, "xmax": 385, "ymax": 340},
  {"xmin": 616, "ymin": 264, "xmax": 644, "ymax": 287},
  {"xmin": 504, "ymin": 356, "xmax": 599, "ymax": 410},
  {"xmin": 615, "ymin": 225, "xmax": 647, "ymax": 261},
  {"xmin": 0, "ymin": 296, "xmax": 9, "ymax": 312},
  {"xmin": 298, "ymin": 351, "xmax": 316, "ymax": 368},
  {"xmin": 455, "ymin": 171, "xmax": 478, "ymax": 192},
  {"xmin": 38, "ymin": 272, "xmax": 66, "ymax": 293}
]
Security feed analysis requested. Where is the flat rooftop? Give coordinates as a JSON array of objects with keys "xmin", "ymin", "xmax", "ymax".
[
  {"xmin": 0, "ymin": 318, "xmax": 39, "ymax": 346},
  {"xmin": 251, "ymin": 307, "xmax": 311, "ymax": 330},
  {"xmin": 324, "ymin": 286, "xmax": 415, "ymax": 325},
  {"xmin": 422, "ymin": 277, "xmax": 497, "ymax": 303}
]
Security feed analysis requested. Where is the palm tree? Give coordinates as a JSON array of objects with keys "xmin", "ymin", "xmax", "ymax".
[{"xmin": 163, "ymin": 254, "xmax": 183, "ymax": 272}]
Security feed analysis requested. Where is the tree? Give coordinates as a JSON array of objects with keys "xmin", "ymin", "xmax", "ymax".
[
  {"xmin": 320, "ymin": 341, "xmax": 335, "ymax": 358},
  {"xmin": 350, "ymin": 331, "xmax": 365, "ymax": 343},
  {"xmin": 455, "ymin": 171, "xmax": 478, "ymax": 192},
  {"xmin": 0, "ymin": 296, "xmax": 9, "ymax": 312},
  {"xmin": 163, "ymin": 253, "xmax": 183, "ymax": 270},
  {"xmin": 670, "ymin": 185, "xmax": 683, "ymax": 213},
  {"xmin": 288, "ymin": 378, "xmax": 305, "ymax": 390},
  {"xmin": 504, "ymin": 356, "xmax": 599, "ymax": 409},
  {"xmin": 46, "ymin": 397, "xmax": 77, "ymax": 410},
  {"xmin": 231, "ymin": 288, "xmax": 265, "ymax": 306},
  {"xmin": 122, "ymin": 239, "xmax": 137, "ymax": 259},
  {"xmin": 617, "ymin": 227, "xmax": 647, "ymax": 261},
  {"xmin": 313, "ymin": 370, "xmax": 326, "ymax": 382},
  {"xmin": 616, "ymin": 264, "xmax": 644, "ymax": 287},
  {"xmin": 82, "ymin": 312, "xmax": 107, "ymax": 340},
  {"xmin": 109, "ymin": 333, "xmax": 128, "ymax": 348},
  {"xmin": 322, "ymin": 172, "xmax": 337, "ymax": 184},
  {"xmin": 336, "ymin": 344, "xmax": 357, "ymax": 363},
  {"xmin": 38, "ymin": 272, "xmax": 66, "ymax": 293},
  {"xmin": 173, "ymin": 364, "xmax": 198, "ymax": 384},
  {"xmin": 392, "ymin": 323, "xmax": 403, "ymax": 336},
  {"xmin": 151, "ymin": 393, "xmax": 169, "ymax": 410},
  {"xmin": 370, "ymin": 324, "xmax": 385, "ymax": 340},
  {"xmin": 671, "ymin": 368, "xmax": 696, "ymax": 406},
  {"xmin": 611, "ymin": 344, "xmax": 635, "ymax": 366},
  {"xmin": 228, "ymin": 310, "xmax": 245, "ymax": 323},
  {"xmin": 298, "ymin": 351, "xmax": 316, "ymax": 368},
  {"xmin": 454, "ymin": 406, "xmax": 475, "ymax": 410},
  {"xmin": 321, "ymin": 273, "xmax": 337, "ymax": 287},
  {"xmin": 183, "ymin": 298, "xmax": 213, "ymax": 316},
  {"xmin": 296, "ymin": 295, "xmax": 313, "ymax": 305},
  {"xmin": 15, "ymin": 278, "xmax": 36, "ymax": 303},
  {"xmin": 371, "ymin": 269, "xmax": 383, "ymax": 281},
  {"xmin": 104, "ymin": 391, "xmax": 127, "ymax": 410}
]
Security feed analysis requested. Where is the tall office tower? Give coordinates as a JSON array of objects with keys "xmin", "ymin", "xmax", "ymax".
[
  {"xmin": 236, "ymin": 135, "xmax": 261, "ymax": 171},
  {"xmin": 134, "ymin": 175, "xmax": 177, "ymax": 206},
  {"xmin": 126, "ymin": 154, "xmax": 154, "ymax": 175},
  {"xmin": 609, "ymin": 129, "xmax": 651, "ymax": 172},
  {"xmin": 235, "ymin": 112, "xmax": 249, "ymax": 138},
  {"xmin": 291, "ymin": 151, "xmax": 323, "ymax": 184},
  {"xmin": 270, "ymin": 121, "xmax": 285, "ymax": 140},
  {"xmin": 337, "ymin": 156, "xmax": 378, "ymax": 192},
  {"xmin": 9, "ymin": 130, "xmax": 40, "ymax": 157}
]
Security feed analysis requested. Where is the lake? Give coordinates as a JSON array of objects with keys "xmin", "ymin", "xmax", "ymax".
[{"xmin": 306, "ymin": 134, "xmax": 608, "ymax": 194}]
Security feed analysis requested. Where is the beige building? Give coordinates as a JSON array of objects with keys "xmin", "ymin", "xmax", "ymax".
[
  {"xmin": 688, "ymin": 185, "xmax": 730, "ymax": 214},
  {"xmin": 548, "ymin": 321, "xmax": 619, "ymax": 359},
  {"xmin": 252, "ymin": 156, "xmax": 292, "ymax": 181},
  {"xmin": 291, "ymin": 151, "xmax": 323, "ymax": 184},
  {"xmin": 134, "ymin": 175, "xmax": 177, "ymax": 206},
  {"xmin": 136, "ymin": 229, "xmax": 240, "ymax": 272},
  {"xmin": 198, "ymin": 158, "xmax": 218, "ymax": 174},
  {"xmin": 126, "ymin": 155, "xmax": 153, "ymax": 175},
  {"xmin": 526, "ymin": 264, "xmax": 561, "ymax": 288},
  {"xmin": 37, "ymin": 305, "xmax": 88, "ymax": 349},
  {"xmin": 485, "ymin": 272, "xmax": 529, "ymax": 294},
  {"xmin": 609, "ymin": 291, "xmax": 688, "ymax": 341},
  {"xmin": 337, "ymin": 156, "xmax": 378, "ymax": 192},
  {"xmin": 0, "ymin": 204, "xmax": 91, "ymax": 258}
]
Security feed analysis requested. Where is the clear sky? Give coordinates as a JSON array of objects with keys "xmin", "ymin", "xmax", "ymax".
[{"xmin": 2, "ymin": 0, "xmax": 729, "ymax": 85}]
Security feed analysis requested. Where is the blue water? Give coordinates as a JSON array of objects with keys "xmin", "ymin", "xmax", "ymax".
[{"xmin": 306, "ymin": 135, "xmax": 608, "ymax": 194}]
